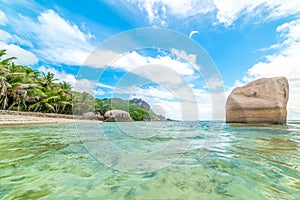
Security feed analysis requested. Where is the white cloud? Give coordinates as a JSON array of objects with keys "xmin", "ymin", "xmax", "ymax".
[
  {"xmin": 38, "ymin": 66, "xmax": 76, "ymax": 84},
  {"xmin": 0, "ymin": 41, "xmax": 38, "ymax": 65},
  {"xmin": 132, "ymin": 86, "xmax": 178, "ymax": 101},
  {"xmin": 74, "ymin": 79, "xmax": 98, "ymax": 95},
  {"xmin": 94, "ymin": 89, "xmax": 105, "ymax": 96},
  {"xmin": 33, "ymin": 9, "xmax": 94, "ymax": 65},
  {"xmin": 97, "ymin": 83, "xmax": 114, "ymax": 89},
  {"xmin": 0, "ymin": 29, "xmax": 10, "ymax": 40},
  {"xmin": 0, "ymin": 29, "xmax": 33, "ymax": 47},
  {"xmin": 240, "ymin": 19, "xmax": 300, "ymax": 119},
  {"xmin": 112, "ymin": 51, "xmax": 149, "ymax": 71},
  {"xmin": 129, "ymin": 0, "xmax": 300, "ymax": 26},
  {"xmin": 171, "ymin": 48, "xmax": 199, "ymax": 70},
  {"xmin": 133, "ymin": 65, "xmax": 188, "ymax": 85},
  {"xmin": 213, "ymin": 0, "xmax": 300, "ymax": 26},
  {"xmin": 111, "ymin": 50, "xmax": 196, "ymax": 85},
  {"xmin": 119, "ymin": 82, "xmax": 217, "ymax": 120},
  {"xmin": 205, "ymin": 77, "xmax": 224, "ymax": 90},
  {"xmin": 131, "ymin": 89, "xmax": 214, "ymax": 120},
  {"xmin": 38, "ymin": 66, "xmax": 97, "ymax": 95},
  {"xmin": 131, "ymin": 91, "xmax": 182, "ymax": 120},
  {"xmin": 128, "ymin": 0, "xmax": 215, "ymax": 25},
  {"xmin": 0, "ymin": 10, "xmax": 8, "ymax": 26},
  {"xmin": 84, "ymin": 49, "xmax": 121, "ymax": 68},
  {"xmin": 37, "ymin": 9, "xmax": 93, "ymax": 44},
  {"xmin": 109, "ymin": 49, "xmax": 225, "ymax": 120},
  {"xmin": 8, "ymin": 9, "xmax": 95, "ymax": 66}
]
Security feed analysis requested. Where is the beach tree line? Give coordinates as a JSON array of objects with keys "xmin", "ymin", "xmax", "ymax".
[
  {"xmin": 0, "ymin": 50, "xmax": 155, "ymax": 120},
  {"xmin": 0, "ymin": 50, "xmax": 73, "ymax": 114}
]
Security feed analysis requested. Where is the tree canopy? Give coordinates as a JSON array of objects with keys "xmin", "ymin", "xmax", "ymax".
[{"xmin": 0, "ymin": 49, "xmax": 158, "ymax": 121}]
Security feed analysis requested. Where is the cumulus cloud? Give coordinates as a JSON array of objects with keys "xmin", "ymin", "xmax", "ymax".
[
  {"xmin": 0, "ymin": 42, "xmax": 38, "ymax": 65},
  {"xmin": 114, "ymin": 80, "xmax": 217, "ymax": 120},
  {"xmin": 38, "ymin": 66, "xmax": 98, "ymax": 95},
  {"xmin": 171, "ymin": 48, "xmax": 199, "ymax": 70},
  {"xmin": 108, "ymin": 49, "xmax": 224, "ymax": 120},
  {"xmin": 205, "ymin": 77, "xmax": 224, "ymax": 90},
  {"xmin": 130, "ymin": 86, "xmax": 215, "ymax": 120},
  {"xmin": 129, "ymin": 88, "xmax": 182, "ymax": 120},
  {"xmin": 111, "ymin": 50, "xmax": 197, "ymax": 85},
  {"xmin": 7, "ymin": 9, "xmax": 95, "ymax": 66},
  {"xmin": 240, "ymin": 19, "xmax": 300, "ymax": 119},
  {"xmin": 32, "ymin": 9, "xmax": 95, "ymax": 65}
]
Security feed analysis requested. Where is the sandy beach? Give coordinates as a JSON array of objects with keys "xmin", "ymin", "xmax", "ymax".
[
  {"xmin": 0, "ymin": 114, "xmax": 76, "ymax": 126},
  {"xmin": 0, "ymin": 110, "xmax": 92, "ymax": 126}
]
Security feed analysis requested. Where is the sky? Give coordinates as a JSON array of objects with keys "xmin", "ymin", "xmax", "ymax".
[{"xmin": 0, "ymin": 0, "xmax": 299, "ymax": 120}]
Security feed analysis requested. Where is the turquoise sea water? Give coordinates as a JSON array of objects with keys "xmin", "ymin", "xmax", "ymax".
[{"xmin": 0, "ymin": 121, "xmax": 299, "ymax": 199}]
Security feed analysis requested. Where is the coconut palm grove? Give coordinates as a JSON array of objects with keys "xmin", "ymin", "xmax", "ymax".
[{"xmin": 0, "ymin": 49, "xmax": 157, "ymax": 121}]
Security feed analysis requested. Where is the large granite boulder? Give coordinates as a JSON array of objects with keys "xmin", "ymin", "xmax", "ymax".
[
  {"xmin": 226, "ymin": 77, "xmax": 289, "ymax": 124},
  {"xmin": 104, "ymin": 109, "xmax": 133, "ymax": 122},
  {"xmin": 83, "ymin": 112, "xmax": 104, "ymax": 121}
]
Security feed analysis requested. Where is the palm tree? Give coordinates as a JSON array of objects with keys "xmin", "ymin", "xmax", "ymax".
[
  {"xmin": 53, "ymin": 81, "xmax": 72, "ymax": 113},
  {"xmin": 8, "ymin": 88, "xmax": 28, "ymax": 111},
  {"xmin": 59, "ymin": 81, "xmax": 72, "ymax": 97},
  {"xmin": 29, "ymin": 95, "xmax": 60, "ymax": 112},
  {"xmin": 41, "ymin": 72, "xmax": 58, "ymax": 87},
  {"xmin": 0, "ymin": 49, "xmax": 76, "ymax": 114},
  {"xmin": 0, "ymin": 77, "xmax": 12, "ymax": 109},
  {"xmin": 0, "ymin": 49, "xmax": 16, "ymax": 65},
  {"xmin": 25, "ymin": 68, "xmax": 40, "ymax": 83},
  {"xmin": 26, "ymin": 86, "xmax": 45, "ymax": 104}
]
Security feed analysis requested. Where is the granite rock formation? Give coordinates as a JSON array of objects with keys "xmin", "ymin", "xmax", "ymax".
[
  {"xmin": 129, "ymin": 98, "xmax": 151, "ymax": 111},
  {"xmin": 104, "ymin": 109, "xmax": 133, "ymax": 122},
  {"xmin": 83, "ymin": 112, "xmax": 104, "ymax": 121},
  {"xmin": 226, "ymin": 77, "xmax": 289, "ymax": 124}
]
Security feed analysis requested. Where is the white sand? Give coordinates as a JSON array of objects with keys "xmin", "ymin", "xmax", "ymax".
[{"xmin": 0, "ymin": 114, "xmax": 76, "ymax": 126}]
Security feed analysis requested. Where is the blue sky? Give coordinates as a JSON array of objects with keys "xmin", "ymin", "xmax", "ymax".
[{"xmin": 0, "ymin": 0, "xmax": 300, "ymax": 120}]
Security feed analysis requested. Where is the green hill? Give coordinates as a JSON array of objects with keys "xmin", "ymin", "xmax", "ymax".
[{"xmin": 0, "ymin": 49, "xmax": 165, "ymax": 121}]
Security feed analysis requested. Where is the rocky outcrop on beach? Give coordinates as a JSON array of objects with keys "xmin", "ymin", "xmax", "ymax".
[
  {"xmin": 143, "ymin": 115, "xmax": 166, "ymax": 121},
  {"xmin": 226, "ymin": 77, "xmax": 289, "ymax": 124},
  {"xmin": 104, "ymin": 109, "xmax": 134, "ymax": 122},
  {"xmin": 83, "ymin": 112, "xmax": 104, "ymax": 121}
]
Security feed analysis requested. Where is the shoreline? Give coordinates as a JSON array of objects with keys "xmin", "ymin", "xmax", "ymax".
[
  {"xmin": 0, "ymin": 110, "xmax": 94, "ymax": 126},
  {"xmin": 0, "ymin": 114, "xmax": 76, "ymax": 126}
]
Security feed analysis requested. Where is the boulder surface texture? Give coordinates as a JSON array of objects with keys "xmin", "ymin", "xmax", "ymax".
[
  {"xmin": 226, "ymin": 77, "xmax": 289, "ymax": 124},
  {"xmin": 104, "ymin": 109, "xmax": 133, "ymax": 122}
]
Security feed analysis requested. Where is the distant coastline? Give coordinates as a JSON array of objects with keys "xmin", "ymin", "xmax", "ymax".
[
  {"xmin": 0, "ymin": 109, "xmax": 166, "ymax": 126},
  {"xmin": 0, "ymin": 49, "xmax": 167, "ymax": 123}
]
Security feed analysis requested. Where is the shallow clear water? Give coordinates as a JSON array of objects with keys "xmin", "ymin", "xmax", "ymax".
[{"xmin": 0, "ymin": 121, "xmax": 299, "ymax": 199}]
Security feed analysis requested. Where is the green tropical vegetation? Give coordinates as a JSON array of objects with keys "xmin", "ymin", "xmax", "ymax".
[
  {"xmin": 0, "ymin": 49, "xmax": 160, "ymax": 121},
  {"xmin": 0, "ymin": 50, "xmax": 72, "ymax": 114},
  {"xmin": 95, "ymin": 98, "xmax": 156, "ymax": 120}
]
